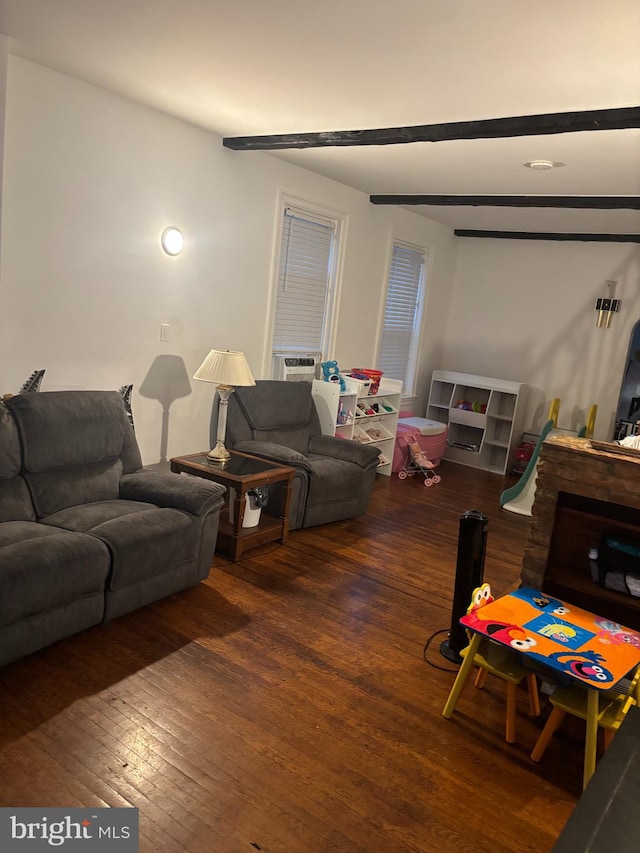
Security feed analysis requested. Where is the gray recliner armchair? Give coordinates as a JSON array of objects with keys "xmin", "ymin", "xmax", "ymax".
[{"xmin": 224, "ymin": 380, "xmax": 380, "ymax": 530}]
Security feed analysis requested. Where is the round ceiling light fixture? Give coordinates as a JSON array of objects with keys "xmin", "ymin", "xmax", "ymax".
[
  {"xmin": 523, "ymin": 160, "xmax": 566, "ymax": 170},
  {"xmin": 161, "ymin": 226, "xmax": 184, "ymax": 256}
]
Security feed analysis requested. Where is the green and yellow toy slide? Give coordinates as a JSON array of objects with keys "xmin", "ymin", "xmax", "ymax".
[{"xmin": 500, "ymin": 400, "xmax": 596, "ymax": 516}]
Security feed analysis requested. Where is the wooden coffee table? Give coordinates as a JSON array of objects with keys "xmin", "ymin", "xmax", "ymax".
[{"xmin": 170, "ymin": 450, "xmax": 295, "ymax": 561}]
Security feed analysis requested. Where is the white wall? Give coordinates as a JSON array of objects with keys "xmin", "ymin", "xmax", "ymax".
[
  {"xmin": 0, "ymin": 57, "xmax": 455, "ymax": 465},
  {"xmin": 443, "ymin": 238, "xmax": 640, "ymax": 439},
  {"xmin": 0, "ymin": 36, "xmax": 7, "ymax": 272}
]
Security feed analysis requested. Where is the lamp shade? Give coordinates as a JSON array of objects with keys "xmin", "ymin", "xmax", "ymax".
[{"xmin": 193, "ymin": 349, "xmax": 256, "ymax": 387}]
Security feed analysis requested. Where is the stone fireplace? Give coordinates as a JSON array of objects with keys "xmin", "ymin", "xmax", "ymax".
[{"xmin": 522, "ymin": 434, "xmax": 640, "ymax": 630}]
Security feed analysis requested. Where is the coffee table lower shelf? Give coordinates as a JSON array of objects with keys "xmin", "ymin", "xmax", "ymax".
[{"xmin": 216, "ymin": 514, "xmax": 287, "ymax": 561}]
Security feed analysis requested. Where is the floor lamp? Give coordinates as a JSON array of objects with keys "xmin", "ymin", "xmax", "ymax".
[{"xmin": 193, "ymin": 349, "xmax": 255, "ymax": 463}]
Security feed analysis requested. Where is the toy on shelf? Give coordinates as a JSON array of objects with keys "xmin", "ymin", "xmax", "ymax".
[
  {"xmin": 364, "ymin": 426, "xmax": 386, "ymax": 441},
  {"xmin": 367, "ymin": 401, "xmax": 395, "ymax": 415},
  {"xmin": 321, "ymin": 360, "xmax": 346, "ymax": 392},
  {"xmin": 336, "ymin": 407, "xmax": 353, "ymax": 426},
  {"xmin": 351, "ymin": 368, "xmax": 383, "ymax": 395},
  {"xmin": 397, "ymin": 441, "xmax": 442, "ymax": 487},
  {"xmin": 456, "ymin": 399, "xmax": 487, "ymax": 414},
  {"xmin": 511, "ymin": 437, "xmax": 536, "ymax": 476}
]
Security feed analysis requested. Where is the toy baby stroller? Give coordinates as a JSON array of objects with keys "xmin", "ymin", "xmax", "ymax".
[{"xmin": 398, "ymin": 440, "xmax": 441, "ymax": 487}]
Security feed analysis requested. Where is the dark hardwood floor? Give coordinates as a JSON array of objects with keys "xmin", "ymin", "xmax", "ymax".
[{"xmin": 0, "ymin": 462, "xmax": 581, "ymax": 852}]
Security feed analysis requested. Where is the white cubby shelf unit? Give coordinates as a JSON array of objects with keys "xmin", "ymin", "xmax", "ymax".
[
  {"xmin": 426, "ymin": 370, "xmax": 527, "ymax": 475},
  {"xmin": 312, "ymin": 376, "xmax": 402, "ymax": 476}
]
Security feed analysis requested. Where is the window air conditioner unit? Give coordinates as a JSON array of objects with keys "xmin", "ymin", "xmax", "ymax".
[{"xmin": 273, "ymin": 355, "xmax": 318, "ymax": 382}]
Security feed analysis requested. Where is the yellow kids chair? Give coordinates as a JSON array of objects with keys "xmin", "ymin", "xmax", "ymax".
[
  {"xmin": 530, "ymin": 664, "xmax": 640, "ymax": 778},
  {"xmin": 459, "ymin": 583, "xmax": 541, "ymax": 743}
]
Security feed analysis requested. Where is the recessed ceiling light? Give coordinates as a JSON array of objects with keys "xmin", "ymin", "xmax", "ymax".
[{"xmin": 523, "ymin": 160, "xmax": 566, "ymax": 170}]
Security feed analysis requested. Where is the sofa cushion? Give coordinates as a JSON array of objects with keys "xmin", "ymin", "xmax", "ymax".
[
  {"xmin": 0, "ymin": 522, "xmax": 110, "ymax": 628},
  {"xmin": 234, "ymin": 381, "xmax": 317, "ymax": 431},
  {"xmin": 7, "ymin": 391, "xmax": 128, "ymax": 471},
  {"xmin": 26, "ymin": 460, "xmax": 124, "ymax": 518},
  {"xmin": 102, "ymin": 509, "xmax": 198, "ymax": 591},
  {"xmin": 7, "ymin": 390, "xmax": 145, "ymax": 517},
  {"xmin": 229, "ymin": 381, "xmax": 323, "ymax": 455},
  {"xmin": 43, "ymin": 503, "xmax": 198, "ymax": 591},
  {"xmin": 0, "ymin": 520, "xmax": 67, "ymax": 548},
  {"xmin": 42, "ymin": 498, "xmax": 157, "ymax": 531},
  {"xmin": 252, "ymin": 427, "xmax": 312, "ymax": 454},
  {"xmin": 0, "ymin": 478, "xmax": 36, "ymax": 523}
]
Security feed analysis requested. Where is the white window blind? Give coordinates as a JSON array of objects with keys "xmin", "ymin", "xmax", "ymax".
[
  {"xmin": 273, "ymin": 206, "xmax": 336, "ymax": 354},
  {"xmin": 377, "ymin": 243, "xmax": 425, "ymax": 391}
]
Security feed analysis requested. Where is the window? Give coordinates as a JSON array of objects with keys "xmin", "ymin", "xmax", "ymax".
[
  {"xmin": 272, "ymin": 204, "xmax": 339, "ymax": 357},
  {"xmin": 377, "ymin": 242, "xmax": 426, "ymax": 394}
]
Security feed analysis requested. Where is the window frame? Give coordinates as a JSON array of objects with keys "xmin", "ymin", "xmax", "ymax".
[
  {"xmin": 266, "ymin": 193, "xmax": 348, "ymax": 370},
  {"xmin": 376, "ymin": 238, "xmax": 428, "ymax": 397}
]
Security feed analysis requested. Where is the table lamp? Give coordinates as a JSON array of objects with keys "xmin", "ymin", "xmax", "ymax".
[{"xmin": 193, "ymin": 349, "xmax": 255, "ymax": 462}]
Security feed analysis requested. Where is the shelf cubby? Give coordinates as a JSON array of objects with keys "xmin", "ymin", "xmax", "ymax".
[{"xmin": 427, "ymin": 370, "xmax": 526, "ymax": 475}]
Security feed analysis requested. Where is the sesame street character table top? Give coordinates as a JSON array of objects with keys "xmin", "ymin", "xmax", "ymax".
[{"xmin": 461, "ymin": 586, "xmax": 640, "ymax": 689}]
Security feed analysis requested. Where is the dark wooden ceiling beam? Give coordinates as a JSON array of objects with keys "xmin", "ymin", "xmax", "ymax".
[
  {"xmin": 369, "ymin": 195, "xmax": 640, "ymax": 209},
  {"xmin": 223, "ymin": 106, "xmax": 640, "ymax": 150},
  {"xmin": 454, "ymin": 230, "xmax": 640, "ymax": 243}
]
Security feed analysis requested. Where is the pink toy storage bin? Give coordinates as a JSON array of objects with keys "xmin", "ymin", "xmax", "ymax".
[{"xmin": 392, "ymin": 418, "xmax": 448, "ymax": 473}]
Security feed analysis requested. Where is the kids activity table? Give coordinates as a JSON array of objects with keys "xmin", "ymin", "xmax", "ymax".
[{"xmin": 442, "ymin": 587, "xmax": 640, "ymax": 789}]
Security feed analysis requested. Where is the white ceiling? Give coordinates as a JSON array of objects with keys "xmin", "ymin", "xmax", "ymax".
[{"xmin": 1, "ymin": 0, "xmax": 639, "ymax": 235}]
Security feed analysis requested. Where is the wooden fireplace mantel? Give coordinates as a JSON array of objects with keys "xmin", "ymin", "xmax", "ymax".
[{"xmin": 522, "ymin": 435, "xmax": 640, "ymax": 630}]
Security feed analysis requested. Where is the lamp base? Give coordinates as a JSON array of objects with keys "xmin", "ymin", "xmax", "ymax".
[{"xmin": 207, "ymin": 441, "xmax": 231, "ymax": 463}]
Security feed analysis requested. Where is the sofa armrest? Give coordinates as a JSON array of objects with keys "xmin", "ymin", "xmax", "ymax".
[
  {"xmin": 120, "ymin": 471, "xmax": 226, "ymax": 515},
  {"xmin": 309, "ymin": 434, "xmax": 381, "ymax": 468},
  {"xmin": 233, "ymin": 440, "xmax": 313, "ymax": 473}
]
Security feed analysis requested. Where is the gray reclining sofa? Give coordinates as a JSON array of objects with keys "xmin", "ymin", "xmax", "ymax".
[{"xmin": 0, "ymin": 390, "xmax": 226, "ymax": 667}]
